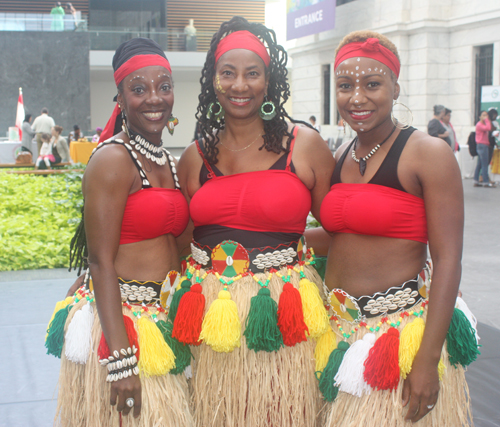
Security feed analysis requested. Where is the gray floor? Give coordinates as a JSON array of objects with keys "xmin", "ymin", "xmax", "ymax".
[{"xmin": 1, "ymin": 181, "xmax": 499, "ymax": 427}]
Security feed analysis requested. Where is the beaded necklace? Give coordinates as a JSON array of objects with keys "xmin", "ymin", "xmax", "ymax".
[{"xmin": 351, "ymin": 125, "xmax": 396, "ymax": 175}]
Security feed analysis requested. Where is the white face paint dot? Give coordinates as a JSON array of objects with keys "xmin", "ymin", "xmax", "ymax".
[
  {"xmin": 361, "ymin": 71, "xmax": 365, "ymax": 74},
  {"xmin": 368, "ymin": 68, "xmax": 371, "ymax": 71},
  {"xmin": 356, "ymin": 87, "xmax": 360, "ymax": 89},
  {"xmin": 355, "ymin": 66, "xmax": 359, "ymax": 70},
  {"xmin": 357, "ymin": 57, "xmax": 360, "ymax": 61},
  {"xmin": 360, "ymin": 128, "xmax": 365, "ymax": 132},
  {"xmin": 356, "ymin": 79, "xmax": 359, "ymax": 82},
  {"xmin": 351, "ymin": 71, "xmax": 354, "ymax": 74},
  {"xmin": 355, "ymin": 100, "xmax": 359, "ymax": 103},
  {"xmin": 358, "ymin": 122, "xmax": 362, "ymax": 125},
  {"xmin": 374, "ymin": 67, "xmax": 378, "ymax": 71},
  {"xmin": 356, "ymin": 93, "xmax": 359, "ymax": 96},
  {"xmin": 384, "ymin": 72, "xmax": 386, "ymax": 75},
  {"xmin": 356, "ymin": 73, "xmax": 359, "ymax": 76}
]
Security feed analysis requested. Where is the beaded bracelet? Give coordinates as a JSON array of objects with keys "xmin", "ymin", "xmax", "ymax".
[{"xmin": 99, "ymin": 346, "xmax": 139, "ymax": 382}]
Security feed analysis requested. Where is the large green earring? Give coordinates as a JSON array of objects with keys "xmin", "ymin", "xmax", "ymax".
[
  {"xmin": 206, "ymin": 101, "xmax": 225, "ymax": 123},
  {"xmin": 259, "ymin": 99, "xmax": 276, "ymax": 121}
]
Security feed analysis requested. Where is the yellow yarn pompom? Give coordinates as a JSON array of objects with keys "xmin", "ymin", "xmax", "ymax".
[
  {"xmin": 199, "ymin": 289, "xmax": 241, "ymax": 353},
  {"xmin": 45, "ymin": 296, "xmax": 74, "ymax": 340},
  {"xmin": 314, "ymin": 327, "xmax": 337, "ymax": 377},
  {"xmin": 438, "ymin": 358, "xmax": 445, "ymax": 380},
  {"xmin": 399, "ymin": 317, "xmax": 425, "ymax": 378},
  {"xmin": 137, "ymin": 316, "xmax": 176, "ymax": 376},
  {"xmin": 298, "ymin": 277, "xmax": 329, "ymax": 338}
]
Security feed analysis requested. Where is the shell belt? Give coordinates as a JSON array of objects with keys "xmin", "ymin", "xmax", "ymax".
[
  {"xmin": 190, "ymin": 236, "xmax": 308, "ymax": 276},
  {"xmin": 328, "ymin": 262, "xmax": 431, "ymax": 323}
]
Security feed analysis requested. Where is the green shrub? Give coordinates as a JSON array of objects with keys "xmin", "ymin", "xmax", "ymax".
[{"xmin": 0, "ymin": 171, "xmax": 83, "ymax": 271}]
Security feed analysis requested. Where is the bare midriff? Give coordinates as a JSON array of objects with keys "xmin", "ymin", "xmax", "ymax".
[
  {"xmin": 325, "ymin": 233, "xmax": 427, "ymax": 297},
  {"xmin": 114, "ymin": 234, "xmax": 180, "ymax": 282}
]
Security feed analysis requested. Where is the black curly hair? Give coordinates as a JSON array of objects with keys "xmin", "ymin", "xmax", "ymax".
[{"xmin": 197, "ymin": 16, "xmax": 311, "ymax": 164}]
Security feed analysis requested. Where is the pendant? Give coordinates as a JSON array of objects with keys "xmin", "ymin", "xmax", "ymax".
[{"xmin": 359, "ymin": 159, "xmax": 367, "ymax": 176}]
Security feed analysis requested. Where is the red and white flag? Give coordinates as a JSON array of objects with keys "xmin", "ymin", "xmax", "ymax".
[{"xmin": 16, "ymin": 87, "xmax": 25, "ymax": 140}]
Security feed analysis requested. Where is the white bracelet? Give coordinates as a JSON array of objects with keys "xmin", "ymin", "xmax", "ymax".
[{"xmin": 99, "ymin": 346, "xmax": 139, "ymax": 382}]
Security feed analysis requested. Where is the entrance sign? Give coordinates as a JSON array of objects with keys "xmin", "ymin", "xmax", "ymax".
[{"xmin": 287, "ymin": 0, "xmax": 336, "ymax": 41}]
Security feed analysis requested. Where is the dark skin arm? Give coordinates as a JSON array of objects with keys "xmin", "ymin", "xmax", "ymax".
[
  {"xmin": 401, "ymin": 133, "xmax": 464, "ymax": 423},
  {"xmin": 83, "ymin": 145, "xmax": 142, "ymax": 418}
]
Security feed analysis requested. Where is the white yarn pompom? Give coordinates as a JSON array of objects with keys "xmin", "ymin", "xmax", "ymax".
[
  {"xmin": 65, "ymin": 302, "xmax": 94, "ymax": 364},
  {"xmin": 455, "ymin": 296, "xmax": 480, "ymax": 342},
  {"xmin": 334, "ymin": 333, "xmax": 376, "ymax": 397}
]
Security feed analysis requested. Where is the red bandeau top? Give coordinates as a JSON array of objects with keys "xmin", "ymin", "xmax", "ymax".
[
  {"xmin": 190, "ymin": 169, "xmax": 311, "ymax": 234},
  {"xmin": 320, "ymin": 183, "xmax": 428, "ymax": 244},
  {"xmin": 120, "ymin": 187, "xmax": 189, "ymax": 244}
]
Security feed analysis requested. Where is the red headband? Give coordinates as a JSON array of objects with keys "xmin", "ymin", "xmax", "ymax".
[
  {"xmin": 334, "ymin": 38, "xmax": 400, "ymax": 78},
  {"xmin": 215, "ymin": 30, "xmax": 270, "ymax": 67},
  {"xmin": 99, "ymin": 54, "xmax": 172, "ymax": 142}
]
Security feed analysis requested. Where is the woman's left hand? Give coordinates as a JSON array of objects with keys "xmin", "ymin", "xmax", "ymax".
[{"xmin": 402, "ymin": 352, "xmax": 440, "ymax": 423}]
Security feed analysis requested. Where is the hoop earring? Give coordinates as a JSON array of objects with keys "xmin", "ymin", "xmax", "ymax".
[
  {"xmin": 391, "ymin": 102, "xmax": 413, "ymax": 129},
  {"xmin": 206, "ymin": 101, "xmax": 225, "ymax": 123},
  {"xmin": 259, "ymin": 98, "xmax": 276, "ymax": 121},
  {"xmin": 167, "ymin": 115, "xmax": 179, "ymax": 135}
]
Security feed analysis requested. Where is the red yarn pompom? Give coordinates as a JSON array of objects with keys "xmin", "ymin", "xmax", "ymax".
[
  {"xmin": 172, "ymin": 283, "xmax": 205, "ymax": 345},
  {"xmin": 277, "ymin": 282, "xmax": 309, "ymax": 346},
  {"xmin": 97, "ymin": 314, "xmax": 140, "ymax": 361},
  {"xmin": 97, "ymin": 332, "xmax": 110, "ymax": 359},
  {"xmin": 363, "ymin": 327, "xmax": 400, "ymax": 390}
]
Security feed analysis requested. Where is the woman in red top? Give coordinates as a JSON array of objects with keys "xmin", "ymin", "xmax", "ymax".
[
  {"xmin": 47, "ymin": 38, "xmax": 193, "ymax": 426},
  {"xmin": 177, "ymin": 16, "xmax": 334, "ymax": 427},
  {"xmin": 311, "ymin": 31, "xmax": 476, "ymax": 426}
]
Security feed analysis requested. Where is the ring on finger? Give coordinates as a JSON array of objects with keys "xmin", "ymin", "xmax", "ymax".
[
  {"xmin": 126, "ymin": 398, "xmax": 135, "ymax": 408},
  {"xmin": 427, "ymin": 404, "xmax": 435, "ymax": 410}
]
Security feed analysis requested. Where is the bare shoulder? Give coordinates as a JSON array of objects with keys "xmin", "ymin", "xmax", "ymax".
[
  {"xmin": 406, "ymin": 129, "xmax": 455, "ymax": 163},
  {"xmin": 294, "ymin": 125, "xmax": 333, "ymax": 158},
  {"xmin": 178, "ymin": 141, "xmax": 203, "ymax": 170}
]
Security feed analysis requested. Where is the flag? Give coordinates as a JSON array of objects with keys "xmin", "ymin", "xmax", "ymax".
[{"xmin": 16, "ymin": 87, "xmax": 25, "ymax": 140}]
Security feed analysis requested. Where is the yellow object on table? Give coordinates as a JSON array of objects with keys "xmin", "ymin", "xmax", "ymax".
[
  {"xmin": 492, "ymin": 148, "xmax": 500, "ymax": 175},
  {"xmin": 70, "ymin": 141, "xmax": 97, "ymax": 164}
]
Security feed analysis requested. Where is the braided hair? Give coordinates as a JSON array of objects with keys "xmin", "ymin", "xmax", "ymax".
[{"xmin": 197, "ymin": 16, "xmax": 311, "ymax": 164}]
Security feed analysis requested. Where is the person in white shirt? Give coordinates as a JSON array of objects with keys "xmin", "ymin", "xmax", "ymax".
[{"xmin": 32, "ymin": 108, "xmax": 56, "ymax": 154}]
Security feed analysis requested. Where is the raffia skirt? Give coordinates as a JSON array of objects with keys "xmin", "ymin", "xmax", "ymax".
[
  {"xmin": 321, "ymin": 296, "xmax": 474, "ymax": 427},
  {"xmin": 53, "ymin": 294, "xmax": 194, "ymax": 427},
  {"xmin": 189, "ymin": 264, "xmax": 325, "ymax": 427}
]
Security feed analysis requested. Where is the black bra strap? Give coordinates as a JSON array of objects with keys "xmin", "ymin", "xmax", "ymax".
[{"xmin": 330, "ymin": 138, "xmax": 357, "ymax": 186}]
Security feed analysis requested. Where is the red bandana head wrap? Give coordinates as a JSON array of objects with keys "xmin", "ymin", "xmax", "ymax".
[
  {"xmin": 100, "ymin": 46, "xmax": 172, "ymax": 143},
  {"xmin": 334, "ymin": 38, "xmax": 400, "ymax": 78},
  {"xmin": 214, "ymin": 30, "xmax": 270, "ymax": 67}
]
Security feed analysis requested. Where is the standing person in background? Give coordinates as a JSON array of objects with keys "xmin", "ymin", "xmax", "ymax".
[
  {"xmin": 50, "ymin": 2, "xmax": 65, "ymax": 31},
  {"xmin": 51, "ymin": 125, "xmax": 70, "ymax": 163},
  {"xmin": 487, "ymin": 108, "xmax": 498, "ymax": 163},
  {"xmin": 441, "ymin": 108, "xmax": 458, "ymax": 151},
  {"xmin": 309, "ymin": 115, "xmax": 322, "ymax": 133},
  {"xmin": 21, "ymin": 114, "xmax": 36, "ymax": 154},
  {"xmin": 474, "ymin": 110, "xmax": 494, "ymax": 187},
  {"xmin": 427, "ymin": 105, "xmax": 451, "ymax": 146},
  {"xmin": 32, "ymin": 108, "xmax": 56, "ymax": 154}
]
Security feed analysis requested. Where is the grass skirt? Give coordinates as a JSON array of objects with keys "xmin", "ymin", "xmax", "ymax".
[
  {"xmin": 55, "ymin": 297, "xmax": 194, "ymax": 427},
  {"xmin": 322, "ymin": 301, "xmax": 473, "ymax": 427},
  {"xmin": 190, "ymin": 264, "xmax": 324, "ymax": 427}
]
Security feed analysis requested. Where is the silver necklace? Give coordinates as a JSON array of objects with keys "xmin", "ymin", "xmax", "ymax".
[
  {"xmin": 123, "ymin": 122, "xmax": 167, "ymax": 166},
  {"xmin": 219, "ymin": 132, "xmax": 263, "ymax": 152},
  {"xmin": 351, "ymin": 125, "xmax": 396, "ymax": 176}
]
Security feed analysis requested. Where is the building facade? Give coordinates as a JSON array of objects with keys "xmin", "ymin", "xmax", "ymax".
[{"xmin": 283, "ymin": 0, "xmax": 500, "ymax": 147}]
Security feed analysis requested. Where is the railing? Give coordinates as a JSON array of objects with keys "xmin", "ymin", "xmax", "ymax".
[
  {"xmin": 0, "ymin": 13, "xmax": 214, "ymax": 52},
  {"xmin": 0, "ymin": 12, "xmax": 87, "ymax": 31}
]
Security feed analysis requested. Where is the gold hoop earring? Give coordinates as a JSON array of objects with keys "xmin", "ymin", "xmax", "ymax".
[{"xmin": 391, "ymin": 102, "xmax": 413, "ymax": 129}]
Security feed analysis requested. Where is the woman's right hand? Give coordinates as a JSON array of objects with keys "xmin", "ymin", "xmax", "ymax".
[{"xmin": 110, "ymin": 374, "xmax": 142, "ymax": 418}]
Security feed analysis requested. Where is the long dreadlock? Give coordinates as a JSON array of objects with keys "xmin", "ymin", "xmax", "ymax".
[{"xmin": 196, "ymin": 16, "xmax": 312, "ymax": 164}]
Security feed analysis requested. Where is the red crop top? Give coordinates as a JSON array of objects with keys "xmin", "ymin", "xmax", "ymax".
[
  {"xmin": 120, "ymin": 188, "xmax": 189, "ymax": 244},
  {"xmin": 320, "ymin": 127, "xmax": 428, "ymax": 244},
  {"xmin": 89, "ymin": 139, "xmax": 189, "ymax": 245},
  {"xmin": 190, "ymin": 127, "xmax": 311, "ymax": 234},
  {"xmin": 320, "ymin": 183, "xmax": 427, "ymax": 243}
]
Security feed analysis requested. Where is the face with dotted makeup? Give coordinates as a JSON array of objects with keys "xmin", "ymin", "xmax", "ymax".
[
  {"xmin": 335, "ymin": 57, "xmax": 399, "ymax": 134},
  {"xmin": 117, "ymin": 65, "xmax": 174, "ymax": 141}
]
